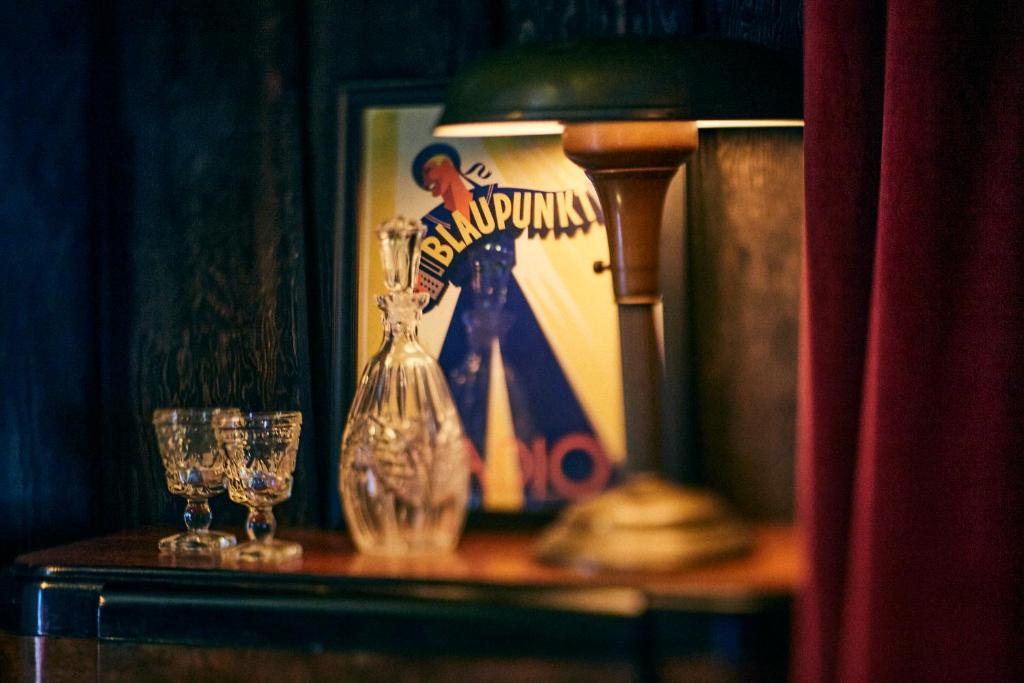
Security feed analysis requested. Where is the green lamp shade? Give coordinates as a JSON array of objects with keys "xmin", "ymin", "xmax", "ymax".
[{"xmin": 434, "ymin": 37, "xmax": 802, "ymax": 136}]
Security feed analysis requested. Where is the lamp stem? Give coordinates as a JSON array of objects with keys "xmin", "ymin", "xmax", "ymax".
[
  {"xmin": 563, "ymin": 121, "xmax": 697, "ymax": 473},
  {"xmin": 618, "ymin": 303, "xmax": 663, "ymax": 473}
]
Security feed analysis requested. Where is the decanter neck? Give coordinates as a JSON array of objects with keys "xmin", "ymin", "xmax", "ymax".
[{"xmin": 378, "ymin": 292, "xmax": 428, "ymax": 341}]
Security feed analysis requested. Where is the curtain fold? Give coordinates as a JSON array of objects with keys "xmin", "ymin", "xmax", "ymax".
[{"xmin": 798, "ymin": 1, "xmax": 1023, "ymax": 681}]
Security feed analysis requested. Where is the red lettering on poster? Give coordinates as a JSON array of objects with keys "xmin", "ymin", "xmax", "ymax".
[
  {"xmin": 548, "ymin": 433, "xmax": 610, "ymax": 500},
  {"xmin": 466, "ymin": 433, "xmax": 612, "ymax": 505}
]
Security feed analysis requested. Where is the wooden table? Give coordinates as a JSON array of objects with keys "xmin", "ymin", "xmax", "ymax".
[{"xmin": 1, "ymin": 525, "xmax": 800, "ymax": 682}]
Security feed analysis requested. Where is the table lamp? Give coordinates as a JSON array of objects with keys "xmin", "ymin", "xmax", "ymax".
[{"xmin": 434, "ymin": 37, "xmax": 802, "ymax": 571}]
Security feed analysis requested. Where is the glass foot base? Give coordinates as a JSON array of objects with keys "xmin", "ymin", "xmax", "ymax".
[
  {"xmin": 222, "ymin": 539, "xmax": 302, "ymax": 564},
  {"xmin": 158, "ymin": 531, "xmax": 236, "ymax": 555}
]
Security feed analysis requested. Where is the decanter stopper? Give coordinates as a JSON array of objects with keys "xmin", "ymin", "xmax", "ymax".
[{"xmin": 377, "ymin": 216, "xmax": 424, "ymax": 294}]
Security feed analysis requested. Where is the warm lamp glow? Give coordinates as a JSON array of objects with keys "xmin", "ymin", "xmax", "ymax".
[
  {"xmin": 697, "ymin": 119, "xmax": 804, "ymax": 128},
  {"xmin": 435, "ymin": 119, "xmax": 804, "ymax": 139},
  {"xmin": 433, "ymin": 120, "xmax": 564, "ymax": 137}
]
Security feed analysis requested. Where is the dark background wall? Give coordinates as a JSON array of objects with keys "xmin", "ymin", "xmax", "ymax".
[{"xmin": 1, "ymin": 0, "xmax": 803, "ymax": 562}]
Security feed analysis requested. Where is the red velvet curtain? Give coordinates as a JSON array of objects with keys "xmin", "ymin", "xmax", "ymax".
[{"xmin": 798, "ymin": 1, "xmax": 1023, "ymax": 680}]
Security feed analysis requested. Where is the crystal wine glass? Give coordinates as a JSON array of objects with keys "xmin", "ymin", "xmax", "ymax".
[
  {"xmin": 215, "ymin": 411, "xmax": 303, "ymax": 563},
  {"xmin": 152, "ymin": 408, "xmax": 238, "ymax": 554}
]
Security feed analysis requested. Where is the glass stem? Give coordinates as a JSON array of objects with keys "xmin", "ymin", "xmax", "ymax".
[
  {"xmin": 247, "ymin": 506, "xmax": 276, "ymax": 544},
  {"xmin": 183, "ymin": 498, "xmax": 212, "ymax": 534}
]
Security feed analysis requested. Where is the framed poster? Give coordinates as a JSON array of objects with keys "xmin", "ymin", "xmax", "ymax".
[{"xmin": 337, "ymin": 81, "xmax": 625, "ymax": 515}]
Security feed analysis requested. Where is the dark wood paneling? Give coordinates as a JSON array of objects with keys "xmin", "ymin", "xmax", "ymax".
[
  {"xmin": 0, "ymin": 0, "xmax": 99, "ymax": 561},
  {"xmin": 99, "ymin": 0, "xmax": 317, "ymax": 530},
  {"xmin": 687, "ymin": 129, "xmax": 803, "ymax": 518},
  {"xmin": 503, "ymin": 0, "xmax": 695, "ymax": 42},
  {"xmin": 699, "ymin": 0, "xmax": 802, "ymax": 52}
]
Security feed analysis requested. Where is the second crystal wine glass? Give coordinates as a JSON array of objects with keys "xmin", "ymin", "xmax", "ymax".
[{"xmin": 216, "ymin": 411, "xmax": 303, "ymax": 563}]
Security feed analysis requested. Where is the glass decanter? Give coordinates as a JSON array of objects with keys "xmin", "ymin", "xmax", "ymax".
[{"xmin": 339, "ymin": 217, "xmax": 470, "ymax": 555}]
